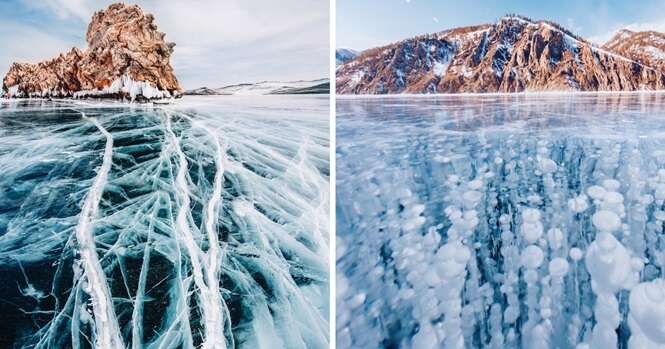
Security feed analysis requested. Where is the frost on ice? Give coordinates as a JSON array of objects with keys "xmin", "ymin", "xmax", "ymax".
[
  {"xmin": 336, "ymin": 94, "xmax": 665, "ymax": 349},
  {"xmin": 0, "ymin": 96, "xmax": 329, "ymax": 348}
]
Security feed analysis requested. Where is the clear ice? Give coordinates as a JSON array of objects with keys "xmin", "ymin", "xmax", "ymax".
[
  {"xmin": 0, "ymin": 96, "xmax": 330, "ymax": 349},
  {"xmin": 336, "ymin": 94, "xmax": 665, "ymax": 349}
]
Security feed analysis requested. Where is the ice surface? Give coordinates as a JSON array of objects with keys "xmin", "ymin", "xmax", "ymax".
[
  {"xmin": 336, "ymin": 93, "xmax": 665, "ymax": 349},
  {"xmin": 0, "ymin": 95, "xmax": 329, "ymax": 348}
]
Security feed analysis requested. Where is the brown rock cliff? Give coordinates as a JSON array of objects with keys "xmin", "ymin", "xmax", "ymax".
[{"xmin": 2, "ymin": 3, "xmax": 181, "ymax": 99}]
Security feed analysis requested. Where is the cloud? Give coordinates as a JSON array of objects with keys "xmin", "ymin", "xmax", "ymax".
[
  {"xmin": 19, "ymin": 0, "xmax": 96, "ymax": 21},
  {"xmin": 7, "ymin": 0, "xmax": 329, "ymax": 88},
  {"xmin": 433, "ymin": 17, "xmax": 439, "ymax": 23}
]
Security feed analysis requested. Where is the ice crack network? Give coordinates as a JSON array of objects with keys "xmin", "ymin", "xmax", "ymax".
[{"xmin": 0, "ymin": 98, "xmax": 329, "ymax": 349}]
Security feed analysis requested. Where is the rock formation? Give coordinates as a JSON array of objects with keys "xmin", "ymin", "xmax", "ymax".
[
  {"xmin": 337, "ymin": 16, "xmax": 665, "ymax": 94},
  {"xmin": 603, "ymin": 29, "xmax": 665, "ymax": 72},
  {"xmin": 2, "ymin": 3, "xmax": 181, "ymax": 100}
]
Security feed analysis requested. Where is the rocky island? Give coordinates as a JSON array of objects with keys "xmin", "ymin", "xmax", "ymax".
[
  {"xmin": 2, "ymin": 3, "xmax": 181, "ymax": 100},
  {"xmin": 337, "ymin": 15, "xmax": 665, "ymax": 94}
]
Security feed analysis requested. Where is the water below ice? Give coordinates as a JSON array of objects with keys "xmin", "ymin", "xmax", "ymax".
[
  {"xmin": 336, "ymin": 93, "xmax": 665, "ymax": 349},
  {"xmin": 0, "ymin": 95, "xmax": 330, "ymax": 349}
]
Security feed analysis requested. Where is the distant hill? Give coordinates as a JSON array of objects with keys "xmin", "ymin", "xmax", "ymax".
[
  {"xmin": 184, "ymin": 79, "xmax": 329, "ymax": 96},
  {"xmin": 337, "ymin": 15, "xmax": 665, "ymax": 94},
  {"xmin": 336, "ymin": 49, "xmax": 359, "ymax": 66}
]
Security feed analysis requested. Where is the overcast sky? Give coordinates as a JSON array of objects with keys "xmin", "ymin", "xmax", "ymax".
[
  {"xmin": 0, "ymin": 0, "xmax": 329, "ymax": 89},
  {"xmin": 337, "ymin": 0, "xmax": 665, "ymax": 50}
]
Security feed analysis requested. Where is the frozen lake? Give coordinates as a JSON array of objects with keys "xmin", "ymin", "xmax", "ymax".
[
  {"xmin": 0, "ymin": 96, "xmax": 330, "ymax": 349},
  {"xmin": 336, "ymin": 93, "xmax": 665, "ymax": 349}
]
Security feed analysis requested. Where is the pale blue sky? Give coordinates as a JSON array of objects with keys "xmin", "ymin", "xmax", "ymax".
[
  {"xmin": 0, "ymin": 0, "xmax": 329, "ymax": 89},
  {"xmin": 337, "ymin": 0, "xmax": 665, "ymax": 50}
]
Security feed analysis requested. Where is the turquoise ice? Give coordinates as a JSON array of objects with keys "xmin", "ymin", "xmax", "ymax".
[{"xmin": 0, "ymin": 96, "xmax": 329, "ymax": 349}]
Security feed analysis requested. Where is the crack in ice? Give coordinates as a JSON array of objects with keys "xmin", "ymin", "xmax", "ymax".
[{"xmin": 75, "ymin": 112, "xmax": 125, "ymax": 349}]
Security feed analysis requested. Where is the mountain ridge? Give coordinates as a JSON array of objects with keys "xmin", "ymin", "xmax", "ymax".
[
  {"xmin": 184, "ymin": 78, "xmax": 329, "ymax": 95},
  {"xmin": 337, "ymin": 15, "xmax": 665, "ymax": 94}
]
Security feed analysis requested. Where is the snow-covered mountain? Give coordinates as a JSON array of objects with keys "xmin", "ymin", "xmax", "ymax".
[
  {"xmin": 337, "ymin": 15, "xmax": 665, "ymax": 94},
  {"xmin": 336, "ymin": 49, "xmax": 359, "ymax": 66},
  {"xmin": 184, "ymin": 79, "xmax": 329, "ymax": 95},
  {"xmin": 603, "ymin": 29, "xmax": 665, "ymax": 71}
]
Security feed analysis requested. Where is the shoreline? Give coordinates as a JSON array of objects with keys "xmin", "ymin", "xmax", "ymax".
[{"xmin": 336, "ymin": 89, "xmax": 665, "ymax": 99}]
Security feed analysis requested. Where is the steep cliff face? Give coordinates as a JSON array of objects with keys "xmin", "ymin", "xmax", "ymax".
[
  {"xmin": 337, "ymin": 16, "xmax": 665, "ymax": 94},
  {"xmin": 603, "ymin": 29, "xmax": 665, "ymax": 72},
  {"xmin": 2, "ymin": 3, "xmax": 181, "ymax": 100}
]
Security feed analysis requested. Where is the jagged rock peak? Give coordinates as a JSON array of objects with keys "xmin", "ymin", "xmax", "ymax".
[
  {"xmin": 337, "ymin": 15, "xmax": 665, "ymax": 94},
  {"xmin": 2, "ymin": 2, "xmax": 181, "ymax": 100}
]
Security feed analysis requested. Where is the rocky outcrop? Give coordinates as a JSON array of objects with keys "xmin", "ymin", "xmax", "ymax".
[
  {"xmin": 603, "ymin": 29, "xmax": 665, "ymax": 72},
  {"xmin": 337, "ymin": 16, "xmax": 665, "ymax": 94},
  {"xmin": 2, "ymin": 3, "xmax": 181, "ymax": 100}
]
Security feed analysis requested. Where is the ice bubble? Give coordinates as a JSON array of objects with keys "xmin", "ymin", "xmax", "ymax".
[
  {"xmin": 411, "ymin": 204, "xmax": 426, "ymax": 216},
  {"xmin": 424, "ymin": 269, "xmax": 441, "ymax": 287},
  {"xmin": 436, "ymin": 242, "xmax": 457, "ymax": 261},
  {"xmin": 655, "ymin": 184, "xmax": 665, "ymax": 200},
  {"xmin": 585, "ymin": 232, "xmax": 632, "ymax": 293},
  {"xmin": 527, "ymin": 195, "xmax": 543, "ymax": 205},
  {"xmin": 587, "ymin": 186, "xmax": 607, "ymax": 200},
  {"xmin": 538, "ymin": 158, "xmax": 557, "ymax": 174},
  {"xmin": 549, "ymin": 258, "xmax": 569, "ymax": 277},
  {"xmin": 463, "ymin": 210, "xmax": 478, "ymax": 221},
  {"xmin": 631, "ymin": 257, "xmax": 645, "ymax": 272},
  {"xmin": 592, "ymin": 210, "xmax": 621, "ymax": 232},
  {"xmin": 602, "ymin": 179, "xmax": 621, "ymax": 191},
  {"xmin": 463, "ymin": 190, "xmax": 482, "ymax": 208},
  {"xmin": 397, "ymin": 188, "xmax": 413, "ymax": 198},
  {"xmin": 521, "ymin": 222, "xmax": 544, "ymax": 244},
  {"xmin": 404, "ymin": 216, "xmax": 426, "ymax": 231},
  {"xmin": 547, "ymin": 228, "xmax": 564, "ymax": 250},
  {"xmin": 604, "ymin": 191, "xmax": 624, "ymax": 204},
  {"xmin": 654, "ymin": 210, "xmax": 665, "ymax": 221},
  {"xmin": 629, "ymin": 279, "xmax": 665, "ymax": 344},
  {"xmin": 399, "ymin": 288, "xmax": 416, "ymax": 300},
  {"xmin": 570, "ymin": 247, "xmax": 584, "ymax": 261},
  {"xmin": 640, "ymin": 194, "xmax": 653, "ymax": 206},
  {"xmin": 437, "ymin": 261, "xmax": 467, "ymax": 279},
  {"xmin": 521, "ymin": 245, "xmax": 544, "ymax": 269},
  {"xmin": 348, "ymin": 293, "xmax": 366, "ymax": 309},
  {"xmin": 654, "ymin": 151, "xmax": 665, "ymax": 163},
  {"xmin": 522, "ymin": 208, "xmax": 541, "ymax": 222},
  {"xmin": 468, "ymin": 179, "xmax": 483, "ymax": 190},
  {"xmin": 504, "ymin": 305, "xmax": 520, "ymax": 323},
  {"xmin": 337, "ymin": 275, "xmax": 349, "ymax": 296},
  {"xmin": 411, "ymin": 323, "xmax": 439, "ymax": 349}
]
